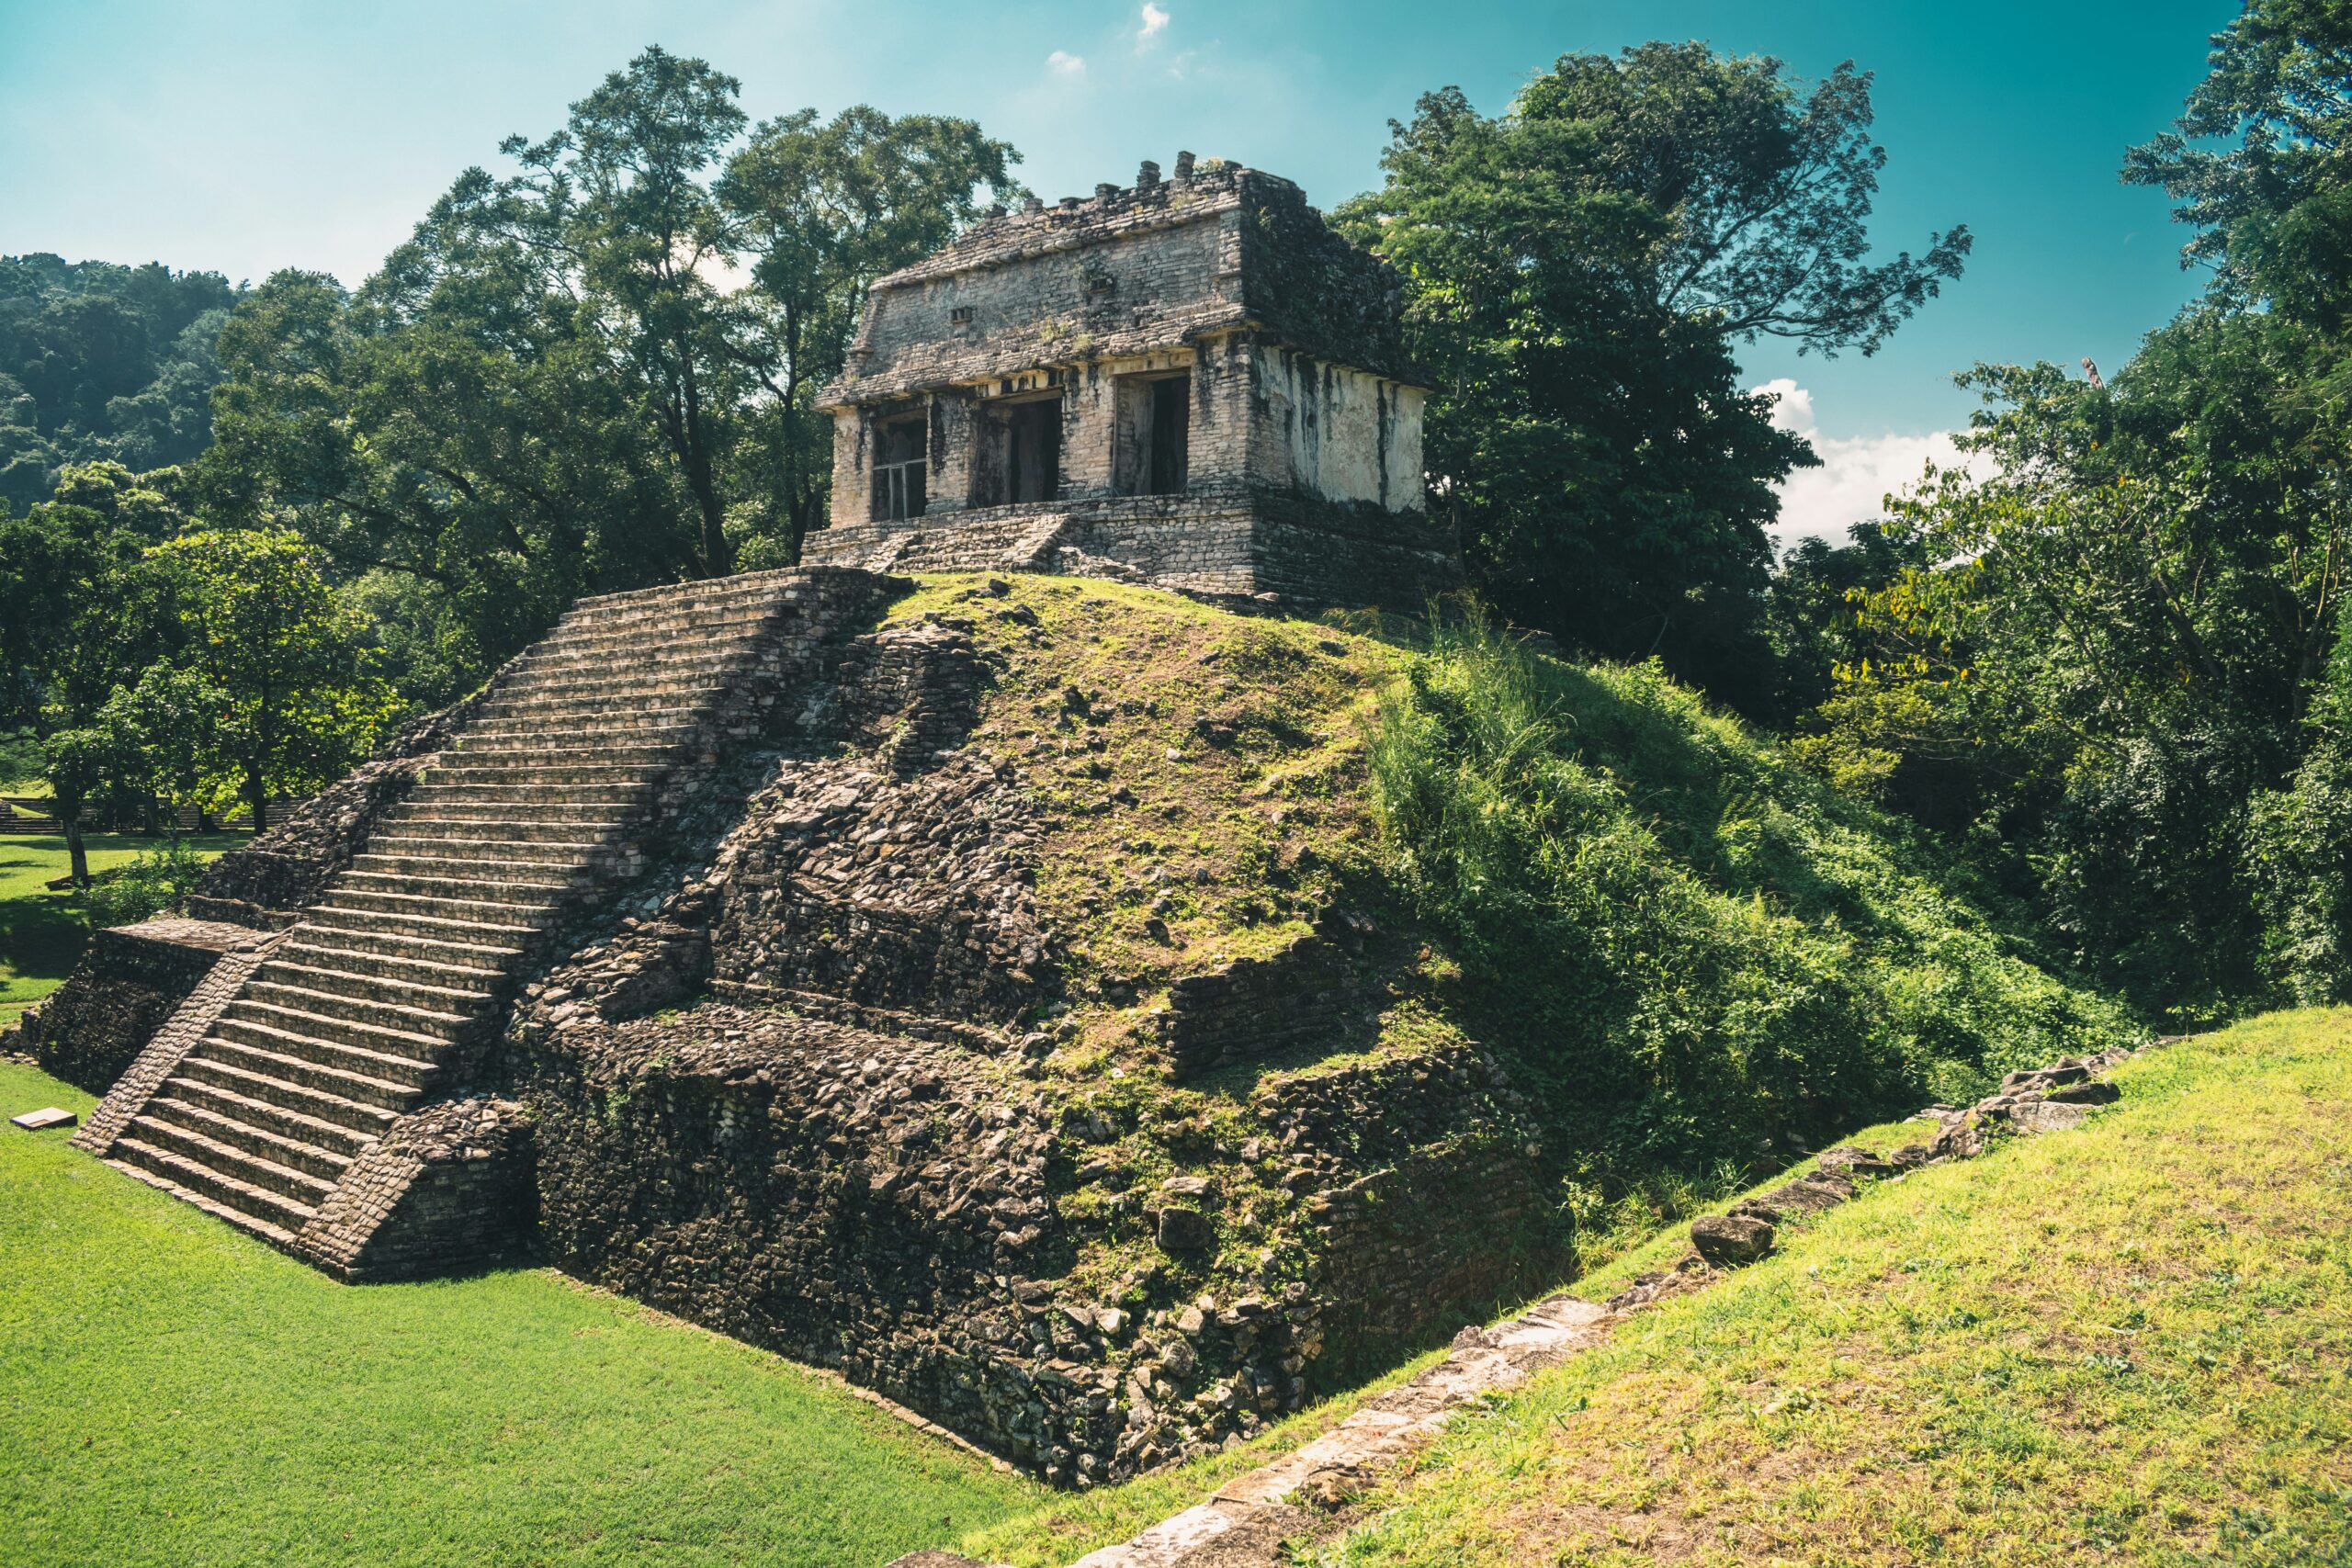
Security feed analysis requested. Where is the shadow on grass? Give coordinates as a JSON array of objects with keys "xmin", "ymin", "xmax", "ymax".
[{"xmin": 0, "ymin": 834, "xmax": 247, "ymax": 1019}]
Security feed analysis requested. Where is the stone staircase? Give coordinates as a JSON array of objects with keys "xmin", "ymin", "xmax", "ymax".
[{"xmin": 95, "ymin": 571, "xmax": 845, "ymax": 1250}]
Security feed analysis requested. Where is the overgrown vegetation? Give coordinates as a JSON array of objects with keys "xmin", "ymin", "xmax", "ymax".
[
  {"xmin": 1370, "ymin": 613, "xmax": 2133, "ymax": 1190},
  {"xmin": 0, "ymin": 1060, "xmax": 1040, "ymax": 1567},
  {"xmin": 77, "ymin": 839, "xmax": 207, "ymax": 927},
  {"xmin": 899, "ymin": 577, "xmax": 2131, "ymax": 1323}
]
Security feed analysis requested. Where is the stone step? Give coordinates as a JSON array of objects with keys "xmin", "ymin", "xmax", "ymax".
[
  {"xmin": 302, "ymin": 900, "xmax": 543, "ymax": 947},
  {"xmin": 142, "ymin": 1094, "xmax": 352, "ymax": 1184},
  {"xmin": 380, "ymin": 797, "xmax": 637, "ymax": 827},
  {"xmin": 469, "ymin": 695, "xmax": 725, "ymax": 732},
  {"xmin": 453, "ymin": 721, "xmax": 706, "ymax": 751},
  {"xmin": 316, "ymin": 886, "xmax": 564, "ymax": 929},
  {"xmin": 352, "ymin": 840, "xmax": 607, "ymax": 879},
  {"xmin": 236, "ymin": 979, "xmax": 478, "ymax": 1043},
  {"xmin": 108, "ymin": 1140, "xmax": 315, "ymax": 1237},
  {"xmin": 502, "ymin": 645, "xmax": 753, "ymax": 685},
  {"xmin": 361, "ymin": 816, "xmax": 621, "ymax": 847},
  {"xmin": 171, "ymin": 1055, "xmax": 401, "ymax": 1137},
  {"xmin": 526, "ymin": 609, "xmax": 784, "ymax": 660},
  {"xmin": 223, "ymin": 992, "xmax": 467, "ymax": 1060},
  {"xmin": 468, "ymin": 698, "xmax": 721, "ymax": 731},
  {"xmin": 277, "ymin": 937, "xmax": 505, "ymax": 996},
  {"xmin": 401, "ymin": 781, "xmax": 655, "ymax": 808},
  {"xmin": 349, "ymin": 848, "xmax": 602, "ymax": 886},
  {"xmin": 483, "ymin": 667, "xmax": 740, "ymax": 705},
  {"xmin": 443, "ymin": 739, "xmax": 687, "ymax": 767},
  {"xmin": 335, "ymin": 868, "xmax": 573, "ymax": 908},
  {"xmin": 567, "ymin": 569, "xmax": 802, "ymax": 611},
  {"xmin": 254, "ymin": 957, "xmax": 496, "ymax": 1016},
  {"xmin": 544, "ymin": 586, "xmax": 791, "ymax": 633},
  {"xmin": 161, "ymin": 1075, "xmax": 380, "ymax": 1159},
  {"xmin": 124, "ymin": 1111, "xmax": 339, "ymax": 1204},
  {"xmin": 417, "ymin": 761, "xmax": 669, "ymax": 788},
  {"xmin": 194, "ymin": 1031, "xmax": 425, "ymax": 1111}
]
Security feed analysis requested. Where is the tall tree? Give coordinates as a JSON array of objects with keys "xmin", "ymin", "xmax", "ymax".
[
  {"xmin": 0, "ymin": 464, "xmax": 187, "ymax": 882},
  {"xmin": 1339, "ymin": 44, "xmax": 1968, "ymax": 708},
  {"xmin": 718, "ymin": 107, "xmax": 1021, "ymax": 558},
  {"xmin": 492, "ymin": 46, "xmax": 750, "ymax": 576},
  {"xmin": 153, "ymin": 528, "xmax": 396, "ymax": 832}
]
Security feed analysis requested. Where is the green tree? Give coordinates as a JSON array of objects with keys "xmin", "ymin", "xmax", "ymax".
[
  {"xmin": 94, "ymin": 661, "xmax": 225, "ymax": 841},
  {"xmin": 1339, "ymin": 44, "xmax": 1967, "ymax": 707},
  {"xmin": 0, "ymin": 464, "xmax": 186, "ymax": 883},
  {"xmin": 153, "ymin": 528, "xmax": 397, "ymax": 831},
  {"xmin": 718, "ymin": 106, "xmax": 1021, "ymax": 559},
  {"xmin": 2125, "ymin": 0, "xmax": 2352, "ymax": 334},
  {"xmin": 0, "ymin": 254, "xmax": 240, "ymax": 513}
]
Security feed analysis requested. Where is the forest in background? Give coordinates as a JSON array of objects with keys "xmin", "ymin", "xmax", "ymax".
[{"xmin": 5, "ymin": 0, "xmax": 2350, "ymax": 1028}]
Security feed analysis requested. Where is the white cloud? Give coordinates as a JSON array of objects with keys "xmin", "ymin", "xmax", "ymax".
[
  {"xmin": 1138, "ymin": 4, "xmax": 1170, "ymax": 40},
  {"xmin": 1754, "ymin": 378, "xmax": 1986, "ymax": 547},
  {"xmin": 1047, "ymin": 49, "xmax": 1087, "ymax": 76}
]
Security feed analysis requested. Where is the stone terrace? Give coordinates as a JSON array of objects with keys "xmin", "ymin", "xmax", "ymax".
[{"xmin": 72, "ymin": 569, "xmax": 904, "ymax": 1276}]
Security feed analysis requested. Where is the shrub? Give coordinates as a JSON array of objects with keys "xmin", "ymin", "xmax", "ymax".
[{"xmin": 81, "ymin": 840, "xmax": 207, "ymax": 927}]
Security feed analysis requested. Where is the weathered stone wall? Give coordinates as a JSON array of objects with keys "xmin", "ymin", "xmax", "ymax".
[
  {"xmin": 10, "ymin": 919, "xmax": 275, "ymax": 1093},
  {"xmin": 801, "ymin": 488, "xmax": 1460, "ymax": 608},
  {"xmin": 297, "ymin": 1097, "xmax": 535, "ymax": 1281},
  {"xmin": 1248, "ymin": 347, "xmax": 1425, "ymax": 513},
  {"xmin": 517, "ymin": 1005, "xmax": 1112, "ymax": 1472}
]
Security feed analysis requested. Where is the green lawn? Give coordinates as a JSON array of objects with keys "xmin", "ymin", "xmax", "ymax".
[
  {"xmin": 0, "ymin": 833, "xmax": 243, "ymax": 1023},
  {"xmin": 0, "ymin": 1061, "xmax": 1041, "ymax": 1568},
  {"xmin": 1307, "ymin": 1010, "xmax": 2352, "ymax": 1565}
]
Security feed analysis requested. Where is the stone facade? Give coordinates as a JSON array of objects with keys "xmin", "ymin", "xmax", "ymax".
[{"xmin": 802, "ymin": 158, "xmax": 1461, "ymax": 607}]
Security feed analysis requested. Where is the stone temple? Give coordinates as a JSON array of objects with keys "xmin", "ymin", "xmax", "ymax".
[{"xmin": 800, "ymin": 154, "xmax": 1462, "ymax": 604}]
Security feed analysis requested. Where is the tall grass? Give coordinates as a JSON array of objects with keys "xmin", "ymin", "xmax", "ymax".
[{"xmin": 1369, "ymin": 613, "xmax": 2136, "ymax": 1194}]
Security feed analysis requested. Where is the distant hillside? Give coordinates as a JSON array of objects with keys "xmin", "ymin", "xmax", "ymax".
[{"xmin": 0, "ymin": 254, "xmax": 241, "ymax": 512}]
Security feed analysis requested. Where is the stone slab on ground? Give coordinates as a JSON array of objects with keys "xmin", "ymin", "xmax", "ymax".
[{"xmin": 10, "ymin": 1106, "xmax": 76, "ymax": 1130}]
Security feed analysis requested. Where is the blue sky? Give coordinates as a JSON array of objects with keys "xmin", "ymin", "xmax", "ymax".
[{"xmin": 0, "ymin": 0, "xmax": 2237, "ymax": 537}]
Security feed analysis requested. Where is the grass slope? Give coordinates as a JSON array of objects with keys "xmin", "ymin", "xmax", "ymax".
[
  {"xmin": 0, "ymin": 1061, "xmax": 1039, "ymax": 1568},
  {"xmin": 0, "ymin": 833, "xmax": 243, "ymax": 1023},
  {"xmin": 1312, "ymin": 1010, "xmax": 2352, "ymax": 1565},
  {"xmin": 893, "ymin": 577, "xmax": 2131, "ymax": 1307}
]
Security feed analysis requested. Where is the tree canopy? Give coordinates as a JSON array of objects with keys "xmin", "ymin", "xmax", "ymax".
[
  {"xmin": 1340, "ymin": 44, "xmax": 1968, "ymax": 708},
  {"xmin": 0, "ymin": 255, "xmax": 241, "ymax": 513}
]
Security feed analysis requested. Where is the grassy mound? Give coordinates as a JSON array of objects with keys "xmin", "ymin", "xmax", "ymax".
[
  {"xmin": 0, "ymin": 1061, "xmax": 1039, "ymax": 1567},
  {"xmin": 1312, "ymin": 1010, "xmax": 2352, "ymax": 1565},
  {"xmin": 904, "ymin": 578, "xmax": 2132, "ymax": 1295}
]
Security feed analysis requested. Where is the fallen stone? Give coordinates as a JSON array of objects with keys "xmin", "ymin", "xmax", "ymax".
[
  {"xmin": 2007, "ymin": 1100, "xmax": 2090, "ymax": 1134},
  {"xmin": 1815, "ymin": 1145, "xmax": 1903, "ymax": 1179},
  {"xmin": 1732, "ymin": 1173, "xmax": 1856, "ymax": 1224},
  {"xmin": 1887, "ymin": 1143, "xmax": 1932, "ymax": 1168},
  {"xmin": 2043, "ymin": 1080, "xmax": 2120, "ymax": 1105},
  {"xmin": 1157, "ymin": 1206, "xmax": 1215, "ymax": 1253},
  {"xmin": 2001, "ymin": 1063, "xmax": 2090, "ymax": 1093},
  {"xmin": 1927, "ymin": 1120, "xmax": 1984, "ymax": 1163},
  {"xmin": 9, "ymin": 1107, "xmax": 75, "ymax": 1131},
  {"xmin": 1690, "ymin": 1213, "xmax": 1775, "ymax": 1266}
]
